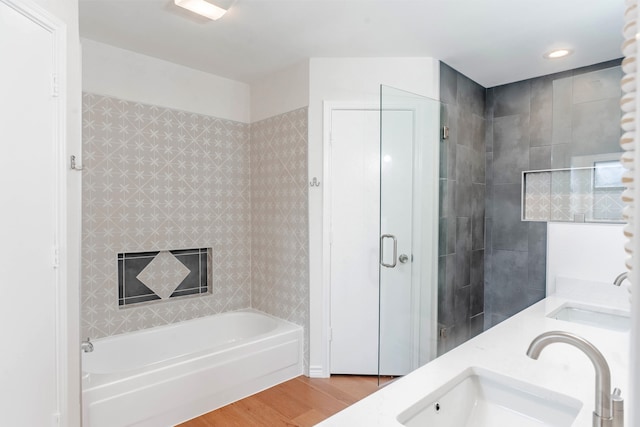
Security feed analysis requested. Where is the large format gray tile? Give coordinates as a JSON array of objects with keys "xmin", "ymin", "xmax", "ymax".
[
  {"xmin": 493, "ymin": 80, "xmax": 531, "ymax": 117},
  {"xmin": 551, "ymin": 143, "xmax": 571, "ymax": 169},
  {"xmin": 470, "ymin": 313, "xmax": 484, "ymax": 338},
  {"xmin": 528, "ymin": 222, "xmax": 547, "ymax": 292},
  {"xmin": 457, "ymin": 73, "xmax": 485, "ymax": 117},
  {"xmin": 571, "ymin": 98, "xmax": 622, "ymax": 157},
  {"xmin": 470, "ymin": 250, "xmax": 484, "ymax": 316},
  {"xmin": 455, "ymin": 217, "xmax": 471, "ymax": 288},
  {"xmin": 438, "ymin": 254, "xmax": 456, "ymax": 327},
  {"xmin": 572, "ymin": 66, "xmax": 623, "ymax": 104},
  {"xmin": 472, "ymin": 183, "xmax": 485, "ymax": 250},
  {"xmin": 529, "ymin": 77, "xmax": 553, "ymax": 147},
  {"xmin": 440, "ymin": 62, "xmax": 458, "ymax": 106},
  {"xmin": 490, "ymin": 250, "xmax": 529, "ymax": 318},
  {"xmin": 453, "ymin": 286, "xmax": 471, "ymax": 346},
  {"xmin": 493, "ymin": 114, "xmax": 530, "ymax": 185},
  {"xmin": 492, "ymin": 183, "xmax": 529, "ymax": 252},
  {"xmin": 552, "ymin": 77, "xmax": 573, "ymax": 145},
  {"xmin": 529, "ymin": 145, "xmax": 552, "ymax": 170},
  {"xmin": 455, "ymin": 145, "xmax": 473, "ymax": 217},
  {"xmin": 485, "ymin": 152, "xmax": 493, "ymax": 219}
]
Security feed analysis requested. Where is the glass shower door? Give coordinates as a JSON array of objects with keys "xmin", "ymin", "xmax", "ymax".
[{"xmin": 378, "ymin": 85, "xmax": 440, "ymax": 379}]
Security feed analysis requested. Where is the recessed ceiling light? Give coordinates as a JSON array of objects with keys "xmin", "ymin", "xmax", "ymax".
[
  {"xmin": 544, "ymin": 49, "xmax": 573, "ymax": 59},
  {"xmin": 174, "ymin": 0, "xmax": 230, "ymax": 20}
]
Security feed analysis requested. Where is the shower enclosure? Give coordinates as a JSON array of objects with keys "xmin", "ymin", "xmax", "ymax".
[
  {"xmin": 327, "ymin": 85, "xmax": 440, "ymax": 381},
  {"xmin": 378, "ymin": 85, "xmax": 440, "ymax": 378}
]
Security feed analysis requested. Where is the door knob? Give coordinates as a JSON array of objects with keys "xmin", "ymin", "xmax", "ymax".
[{"xmin": 399, "ymin": 254, "xmax": 409, "ymax": 264}]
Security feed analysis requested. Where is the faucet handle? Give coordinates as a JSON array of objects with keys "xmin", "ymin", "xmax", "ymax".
[{"xmin": 612, "ymin": 388, "xmax": 624, "ymax": 427}]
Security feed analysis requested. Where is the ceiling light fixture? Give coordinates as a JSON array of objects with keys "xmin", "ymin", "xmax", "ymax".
[
  {"xmin": 544, "ymin": 49, "xmax": 573, "ymax": 59},
  {"xmin": 174, "ymin": 0, "xmax": 231, "ymax": 21}
]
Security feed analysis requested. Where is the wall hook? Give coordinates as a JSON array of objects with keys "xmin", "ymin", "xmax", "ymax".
[
  {"xmin": 310, "ymin": 177, "xmax": 321, "ymax": 187},
  {"xmin": 70, "ymin": 155, "xmax": 83, "ymax": 171}
]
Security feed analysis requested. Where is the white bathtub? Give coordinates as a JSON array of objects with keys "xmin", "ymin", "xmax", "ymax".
[{"xmin": 82, "ymin": 309, "xmax": 303, "ymax": 427}]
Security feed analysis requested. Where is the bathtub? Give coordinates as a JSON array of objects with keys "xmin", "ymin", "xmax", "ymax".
[{"xmin": 82, "ymin": 309, "xmax": 303, "ymax": 427}]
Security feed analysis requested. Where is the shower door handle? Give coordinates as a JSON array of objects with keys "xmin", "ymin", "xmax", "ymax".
[{"xmin": 380, "ymin": 234, "xmax": 397, "ymax": 268}]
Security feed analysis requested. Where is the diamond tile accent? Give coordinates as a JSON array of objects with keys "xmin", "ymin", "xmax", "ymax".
[{"xmin": 136, "ymin": 251, "xmax": 191, "ymax": 299}]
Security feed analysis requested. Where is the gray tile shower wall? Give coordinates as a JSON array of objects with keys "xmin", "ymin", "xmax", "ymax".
[
  {"xmin": 250, "ymin": 108, "xmax": 310, "ymax": 370},
  {"xmin": 484, "ymin": 59, "xmax": 622, "ymax": 328},
  {"xmin": 82, "ymin": 93, "xmax": 252, "ymax": 339},
  {"xmin": 438, "ymin": 63, "xmax": 486, "ymax": 355}
]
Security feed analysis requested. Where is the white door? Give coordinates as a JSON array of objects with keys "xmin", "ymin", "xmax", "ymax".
[
  {"xmin": 329, "ymin": 109, "xmax": 380, "ymax": 374},
  {"xmin": 0, "ymin": 2, "xmax": 60, "ymax": 425}
]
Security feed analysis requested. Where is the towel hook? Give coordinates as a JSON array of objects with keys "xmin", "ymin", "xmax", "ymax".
[{"xmin": 310, "ymin": 177, "xmax": 321, "ymax": 187}]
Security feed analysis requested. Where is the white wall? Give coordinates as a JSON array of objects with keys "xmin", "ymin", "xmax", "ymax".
[
  {"xmin": 307, "ymin": 57, "xmax": 440, "ymax": 375},
  {"xmin": 81, "ymin": 38, "xmax": 250, "ymax": 122},
  {"xmin": 546, "ymin": 222, "xmax": 626, "ymax": 293},
  {"xmin": 15, "ymin": 0, "xmax": 82, "ymax": 425},
  {"xmin": 250, "ymin": 60, "xmax": 309, "ymax": 122}
]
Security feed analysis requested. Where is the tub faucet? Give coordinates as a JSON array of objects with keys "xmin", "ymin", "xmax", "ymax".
[
  {"xmin": 81, "ymin": 337, "xmax": 94, "ymax": 353},
  {"xmin": 613, "ymin": 272, "xmax": 628, "ymax": 287},
  {"xmin": 526, "ymin": 331, "xmax": 623, "ymax": 427}
]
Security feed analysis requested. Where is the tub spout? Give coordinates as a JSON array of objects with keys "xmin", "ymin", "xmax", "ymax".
[
  {"xmin": 81, "ymin": 337, "xmax": 94, "ymax": 353},
  {"xmin": 526, "ymin": 331, "xmax": 623, "ymax": 427},
  {"xmin": 613, "ymin": 272, "xmax": 628, "ymax": 287}
]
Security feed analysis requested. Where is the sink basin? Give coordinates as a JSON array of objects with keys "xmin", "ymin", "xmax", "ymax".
[
  {"xmin": 547, "ymin": 302, "xmax": 630, "ymax": 332},
  {"xmin": 397, "ymin": 367, "xmax": 582, "ymax": 427}
]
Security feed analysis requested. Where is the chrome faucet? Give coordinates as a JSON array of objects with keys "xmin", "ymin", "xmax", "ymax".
[
  {"xmin": 81, "ymin": 337, "xmax": 94, "ymax": 353},
  {"xmin": 613, "ymin": 272, "xmax": 628, "ymax": 287},
  {"xmin": 526, "ymin": 331, "xmax": 623, "ymax": 427}
]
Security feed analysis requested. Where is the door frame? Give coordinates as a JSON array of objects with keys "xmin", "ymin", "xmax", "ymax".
[{"xmin": 1, "ymin": 0, "xmax": 73, "ymax": 423}]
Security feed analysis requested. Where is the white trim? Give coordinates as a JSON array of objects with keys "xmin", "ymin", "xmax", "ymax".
[
  {"xmin": 1, "ymin": 0, "xmax": 70, "ymax": 424},
  {"xmin": 308, "ymin": 365, "xmax": 326, "ymax": 379}
]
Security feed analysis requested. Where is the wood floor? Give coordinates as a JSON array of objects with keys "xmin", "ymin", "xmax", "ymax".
[{"xmin": 177, "ymin": 375, "xmax": 380, "ymax": 427}]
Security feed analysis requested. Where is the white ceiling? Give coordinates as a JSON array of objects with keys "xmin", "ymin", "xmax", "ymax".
[{"xmin": 79, "ymin": 0, "xmax": 625, "ymax": 88}]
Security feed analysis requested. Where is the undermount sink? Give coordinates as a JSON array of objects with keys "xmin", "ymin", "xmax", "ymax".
[
  {"xmin": 547, "ymin": 302, "xmax": 630, "ymax": 332},
  {"xmin": 397, "ymin": 367, "xmax": 582, "ymax": 427}
]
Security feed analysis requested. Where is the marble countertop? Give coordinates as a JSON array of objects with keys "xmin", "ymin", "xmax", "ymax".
[{"xmin": 317, "ymin": 284, "xmax": 630, "ymax": 426}]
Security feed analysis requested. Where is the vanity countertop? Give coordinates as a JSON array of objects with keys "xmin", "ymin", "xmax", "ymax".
[{"xmin": 316, "ymin": 290, "xmax": 630, "ymax": 426}]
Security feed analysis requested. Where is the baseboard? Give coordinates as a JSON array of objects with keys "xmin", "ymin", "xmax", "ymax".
[{"xmin": 308, "ymin": 365, "xmax": 329, "ymax": 378}]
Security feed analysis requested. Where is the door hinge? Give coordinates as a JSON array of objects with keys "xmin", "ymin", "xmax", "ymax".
[
  {"xmin": 51, "ymin": 74, "xmax": 59, "ymax": 98},
  {"xmin": 328, "ymin": 327, "xmax": 333, "ymax": 342},
  {"xmin": 52, "ymin": 246, "xmax": 59, "ymax": 269},
  {"xmin": 52, "ymin": 412, "xmax": 61, "ymax": 427},
  {"xmin": 442, "ymin": 125, "xmax": 449, "ymax": 140}
]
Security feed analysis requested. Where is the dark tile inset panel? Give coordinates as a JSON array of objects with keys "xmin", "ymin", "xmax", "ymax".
[
  {"xmin": 170, "ymin": 248, "xmax": 210, "ymax": 297},
  {"xmin": 493, "ymin": 80, "xmax": 531, "ymax": 118},
  {"xmin": 118, "ymin": 251, "xmax": 160, "ymax": 306},
  {"xmin": 493, "ymin": 114, "xmax": 530, "ymax": 185},
  {"xmin": 118, "ymin": 248, "xmax": 211, "ymax": 307},
  {"xmin": 492, "ymin": 183, "xmax": 529, "ymax": 252}
]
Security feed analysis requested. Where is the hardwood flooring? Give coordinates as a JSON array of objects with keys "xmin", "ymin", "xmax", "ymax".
[{"xmin": 177, "ymin": 375, "xmax": 380, "ymax": 427}]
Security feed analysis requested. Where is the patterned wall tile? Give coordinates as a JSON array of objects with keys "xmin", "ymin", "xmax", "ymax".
[
  {"xmin": 82, "ymin": 93, "xmax": 252, "ymax": 339},
  {"xmin": 250, "ymin": 107, "xmax": 310, "ymax": 370},
  {"xmin": 83, "ymin": 93, "xmax": 310, "ymax": 372}
]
